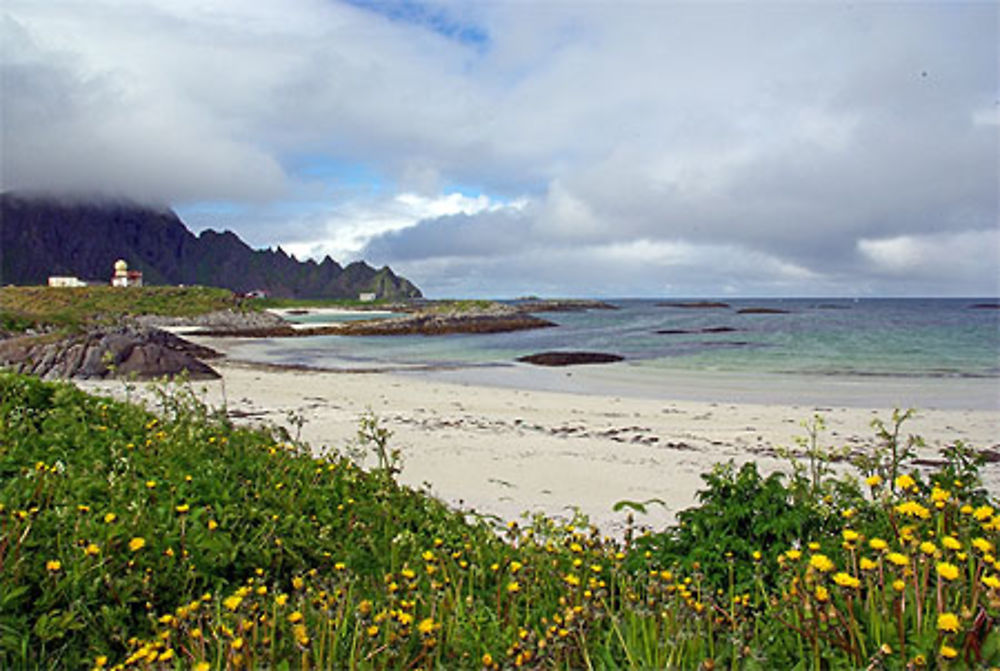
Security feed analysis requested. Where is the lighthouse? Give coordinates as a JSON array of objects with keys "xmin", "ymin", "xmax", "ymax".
[{"xmin": 110, "ymin": 259, "xmax": 143, "ymax": 287}]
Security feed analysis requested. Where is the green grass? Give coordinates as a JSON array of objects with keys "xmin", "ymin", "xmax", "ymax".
[
  {"xmin": 2, "ymin": 372, "xmax": 999, "ymax": 670},
  {"xmin": 0, "ymin": 286, "xmax": 245, "ymax": 334}
]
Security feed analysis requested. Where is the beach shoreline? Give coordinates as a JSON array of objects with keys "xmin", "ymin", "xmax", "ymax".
[{"xmin": 76, "ymin": 345, "xmax": 1000, "ymax": 537}]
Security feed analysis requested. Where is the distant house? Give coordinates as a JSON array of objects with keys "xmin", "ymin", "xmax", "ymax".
[
  {"xmin": 48, "ymin": 276, "xmax": 87, "ymax": 288},
  {"xmin": 110, "ymin": 259, "xmax": 143, "ymax": 287},
  {"xmin": 243, "ymin": 290, "xmax": 269, "ymax": 299},
  {"xmin": 358, "ymin": 292, "xmax": 377, "ymax": 303}
]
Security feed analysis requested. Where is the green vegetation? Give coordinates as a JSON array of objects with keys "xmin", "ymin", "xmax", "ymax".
[
  {"xmin": 2, "ymin": 372, "xmax": 999, "ymax": 669},
  {"xmin": 0, "ymin": 286, "xmax": 244, "ymax": 334}
]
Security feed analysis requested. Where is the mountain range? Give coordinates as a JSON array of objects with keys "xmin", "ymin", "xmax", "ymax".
[{"xmin": 0, "ymin": 193, "xmax": 421, "ymax": 299}]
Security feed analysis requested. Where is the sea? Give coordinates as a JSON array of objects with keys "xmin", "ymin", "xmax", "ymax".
[{"xmin": 217, "ymin": 298, "xmax": 1000, "ymax": 410}]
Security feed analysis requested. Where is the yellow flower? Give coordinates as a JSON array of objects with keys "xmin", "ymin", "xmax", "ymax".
[
  {"xmin": 482, "ymin": 652, "xmax": 494, "ymax": 667},
  {"xmin": 230, "ymin": 637, "xmax": 244, "ymax": 650},
  {"xmin": 506, "ymin": 581, "xmax": 520, "ymax": 594},
  {"xmin": 288, "ymin": 611, "xmax": 304, "ymax": 624},
  {"xmin": 842, "ymin": 529, "xmax": 860, "ymax": 543},
  {"xmin": 193, "ymin": 663, "xmax": 210, "ymax": 671},
  {"xmin": 886, "ymin": 552, "xmax": 908, "ymax": 567},
  {"xmin": 418, "ymin": 618, "xmax": 437, "ymax": 636},
  {"xmin": 973, "ymin": 505, "xmax": 995, "ymax": 521},
  {"xmin": 892, "ymin": 579, "xmax": 906, "ymax": 592},
  {"xmin": 752, "ymin": 550, "xmax": 762, "ymax": 561},
  {"xmin": 128, "ymin": 537, "xmax": 146, "ymax": 552},
  {"xmin": 94, "ymin": 655, "xmax": 108, "ymax": 668},
  {"xmin": 939, "ymin": 644, "xmax": 958, "ymax": 659},
  {"xmin": 937, "ymin": 612, "xmax": 960, "ymax": 633},
  {"xmin": 809, "ymin": 554, "xmax": 835, "ymax": 573},
  {"xmin": 175, "ymin": 504, "xmax": 190, "ymax": 514},
  {"xmin": 936, "ymin": 562, "xmax": 960, "ymax": 581},
  {"xmin": 920, "ymin": 541, "xmax": 937, "ymax": 556},
  {"xmin": 895, "ymin": 501, "xmax": 931, "ymax": 519},
  {"xmin": 84, "ymin": 543, "xmax": 100, "ymax": 556},
  {"xmin": 860, "ymin": 557, "xmax": 877, "ymax": 571},
  {"xmin": 46, "ymin": 559, "xmax": 61, "ymax": 572},
  {"xmin": 981, "ymin": 574, "xmax": 1000, "ymax": 589},
  {"xmin": 292, "ymin": 576, "xmax": 304, "ymax": 590},
  {"xmin": 564, "ymin": 573, "xmax": 580, "ymax": 586},
  {"xmin": 145, "ymin": 480, "xmax": 157, "ymax": 489},
  {"xmin": 833, "ymin": 572, "xmax": 860, "ymax": 589},
  {"xmin": 786, "ymin": 549, "xmax": 802, "ymax": 561},
  {"xmin": 275, "ymin": 593, "xmax": 289, "ymax": 606},
  {"xmin": 808, "ymin": 542, "xmax": 821, "ymax": 551},
  {"xmin": 895, "ymin": 474, "xmax": 916, "ymax": 490},
  {"xmin": 942, "ymin": 536, "xmax": 962, "ymax": 551},
  {"xmin": 930, "ymin": 486, "xmax": 950, "ymax": 503},
  {"xmin": 866, "ymin": 474, "xmax": 883, "ymax": 487},
  {"xmin": 815, "ymin": 585, "xmax": 830, "ymax": 602},
  {"xmin": 367, "ymin": 625, "xmax": 379, "ymax": 637},
  {"xmin": 510, "ymin": 560, "xmax": 523, "ymax": 574},
  {"xmin": 223, "ymin": 595, "xmax": 243, "ymax": 611},
  {"xmin": 869, "ymin": 538, "xmax": 888, "ymax": 552},
  {"xmin": 973, "ymin": 537, "xmax": 995, "ymax": 554},
  {"xmin": 293, "ymin": 624, "xmax": 309, "ymax": 646},
  {"xmin": 104, "ymin": 512, "xmax": 117, "ymax": 524}
]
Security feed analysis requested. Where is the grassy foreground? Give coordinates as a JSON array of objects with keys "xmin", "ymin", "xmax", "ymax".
[
  {"xmin": 1, "ymin": 372, "xmax": 999, "ymax": 670},
  {"xmin": 0, "ymin": 286, "xmax": 243, "ymax": 334}
]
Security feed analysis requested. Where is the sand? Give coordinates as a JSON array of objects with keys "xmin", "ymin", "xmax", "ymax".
[{"xmin": 76, "ymin": 349, "xmax": 1000, "ymax": 538}]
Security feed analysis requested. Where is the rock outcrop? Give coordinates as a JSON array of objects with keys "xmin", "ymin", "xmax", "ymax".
[{"xmin": 0, "ymin": 326, "xmax": 220, "ymax": 380}]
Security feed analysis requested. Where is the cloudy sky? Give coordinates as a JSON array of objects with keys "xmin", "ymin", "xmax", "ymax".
[{"xmin": 2, "ymin": 1, "xmax": 997, "ymax": 297}]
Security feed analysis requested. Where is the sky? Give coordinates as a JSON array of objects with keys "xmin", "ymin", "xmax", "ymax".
[{"xmin": 2, "ymin": 0, "xmax": 997, "ymax": 298}]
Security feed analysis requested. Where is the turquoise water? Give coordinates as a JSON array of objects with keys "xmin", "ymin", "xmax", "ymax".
[{"xmin": 227, "ymin": 299, "xmax": 999, "ymax": 379}]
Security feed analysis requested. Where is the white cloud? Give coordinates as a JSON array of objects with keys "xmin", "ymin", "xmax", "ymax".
[
  {"xmin": 2, "ymin": 1, "xmax": 996, "ymax": 295},
  {"xmin": 858, "ymin": 230, "xmax": 999, "ymax": 282}
]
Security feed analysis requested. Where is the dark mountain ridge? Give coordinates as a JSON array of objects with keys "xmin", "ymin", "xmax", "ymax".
[{"xmin": 0, "ymin": 193, "xmax": 421, "ymax": 299}]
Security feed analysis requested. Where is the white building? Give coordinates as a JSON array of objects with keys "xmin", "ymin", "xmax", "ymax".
[
  {"xmin": 358, "ymin": 292, "xmax": 377, "ymax": 302},
  {"xmin": 48, "ymin": 276, "xmax": 87, "ymax": 288}
]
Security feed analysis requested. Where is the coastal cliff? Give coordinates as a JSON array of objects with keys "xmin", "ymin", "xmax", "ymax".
[{"xmin": 0, "ymin": 192, "xmax": 422, "ymax": 300}]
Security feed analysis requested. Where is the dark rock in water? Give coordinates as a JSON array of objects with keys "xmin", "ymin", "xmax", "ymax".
[
  {"xmin": 969, "ymin": 303, "xmax": 1000, "ymax": 310},
  {"xmin": 656, "ymin": 326, "xmax": 740, "ymax": 335},
  {"xmin": 513, "ymin": 299, "xmax": 618, "ymax": 313},
  {"xmin": 657, "ymin": 301, "xmax": 731, "ymax": 309},
  {"xmin": 0, "ymin": 326, "xmax": 220, "ymax": 380},
  {"xmin": 737, "ymin": 307, "xmax": 790, "ymax": 314},
  {"xmin": 517, "ymin": 351, "xmax": 624, "ymax": 367}
]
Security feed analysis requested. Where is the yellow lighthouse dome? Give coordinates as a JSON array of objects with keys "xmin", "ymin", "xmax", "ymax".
[{"xmin": 114, "ymin": 259, "xmax": 128, "ymax": 274}]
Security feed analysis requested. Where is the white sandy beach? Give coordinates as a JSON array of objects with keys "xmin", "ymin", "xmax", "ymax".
[{"xmin": 77, "ymin": 346, "xmax": 1000, "ymax": 538}]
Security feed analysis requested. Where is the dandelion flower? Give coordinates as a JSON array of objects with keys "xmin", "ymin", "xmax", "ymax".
[
  {"xmin": 418, "ymin": 617, "xmax": 437, "ymax": 635},
  {"xmin": 930, "ymin": 486, "xmax": 950, "ymax": 503},
  {"xmin": 972, "ymin": 537, "xmax": 994, "ymax": 554},
  {"xmin": 887, "ymin": 552, "xmax": 908, "ymax": 567},
  {"xmin": 936, "ymin": 562, "xmax": 960, "ymax": 581},
  {"xmin": 815, "ymin": 585, "xmax": 830, "ymax": 602},
  {"xmin": 937, "ymin": 612, "xmax": 960, "ymax": 633},
  {"xmin": 892, "ymin": 579, "xmax": 906, "ymax": 592},
  {"xmin": 288, "ymin": 611, "xmax": 304, "ymax": 624},
  {"xmin": 981, "ymin": 574, "xmax": 1000, "ymax": 589},
  {"xmin": 833, "ymin": 572, "xmax": 860, "ymax": 589},
  {"xmin": 860, "ymin": 557, "xmax": 877, "ymax": 571},
  {"xmin": 223, "ymin": 595, "xmax": 243, "ymax": 611},
  {"xmin": 482, "ymin": 652, "xmax": 494, "ymax": 667},
  {"xmin": 939, "ymin": 644, "xmax": 958, "ymax": 659},
  {"xmin": 842, "ymin": 529, "xmax": 860, "ymax": 543},
  {"xmin": 895, "ymin": 501, "xmax": 931, "ymax": 519},
  {"xmin": 506, "ymin": 581, "xmax": 520, "ymax": 594},
  {"xmin": 809, "ymin": 554, "xmax": 835, "ymax": 573},
  {"xmin": 193, "ymin": 663, "xmax": 209, "ymax": 671},
  {"xmin": 942, "ymin": 536, "xmax": 962, "ymax": 551},
  {"xmin": 104, "ymin": 512, "xmax": 117, "ymax": 524},
  {"xmin": 869, "ymin": 538, "xmax": 888, "ymax": 552},
  {"xmin": 866, "ymin": 474, "xmax": 883, "ymax": 487},
  {"xmin": 128, "ymin": 537, "xmax": 146, "ymax": 552},
  {"xmin": 46, "ymin": 559, "xmax": 61, "ymax": 572},
  {"xmin": 920, "ymin": 541, "xmax": 937, "ymax": 556},
  {"xmin": 895, "ymin": 474, "xmax": 916, "ymax": 490},
  {"xmin": 786, "ymin": 549, "xmax": 802, "ymax": 560},
  {"xmin": 84, "ymin": 543, "xmax": 100, "ymax": 556},
  {"xmin": 145, "ymin": 480, "xmax": 156, "ymax": 489},
  {"xmin": 974, "ymin": 505, "xmax": 995, "ymax": 521},
  {"xmin": 175, "ymin": 504, "xmax": 190, "ymax": 514}
]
